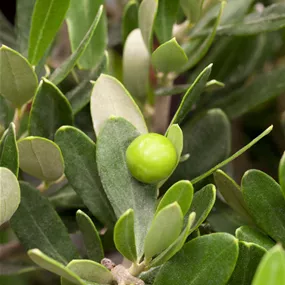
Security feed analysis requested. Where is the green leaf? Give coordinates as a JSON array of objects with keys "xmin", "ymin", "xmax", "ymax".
[
  {"xmin": 0, "ymin": 96, "xmax": 13, "ymax": 130},
  {"xmin": 149, "ymin": 212, "xmax": 196, "ymax": 268},
  {"xmin": 114, "ymin": 209, "xmax": 137, "ymax": 262},
  {"xmin": 170, "ymin": 64, "xmax": 212, "ymax": 126},
  {"xmin": 0, "ymin": 45, "xmax": 38, "ymax": 107},
  {"xmin": 61, "ymin": 260, "xmax": 113, "ymax": 285},
  {"xmin": 138, "ymin": 0, "xmax": 158, "ymax": 51},
  {"xmin": 55, "ymin": 126, "xmax": 116, "ymax": 227},
  {"xmin": 66, "ymin": 0, "xmax": 106, "ymax": 70},
  {"xmin": 0, "ymin": 123, "xmax": 19, "ymax": 176},
  {"xmin": 90, "ymin": 74, "xmax": 148, "ymax": 136},
  {"xmin": 29, "ymin": 78, "xmax": 73, "ymax": 140},
  {"xmin": 49, "ymin": 5, "xmax": 103, "ymax": 85},
  {"xmin": 180, "ymin": 0, "xmax": 203, "ymax": 23},
  {"xmin": 252, "ymin": 244, "xmax": 285, "ymax": 285},
  {"xmin": 279, "ymin": 152, "xmax": 285, "ymax": 194},
  {"xmin": 192, "ymin": 125, "xmax": 273, "ymax": 184},
  {"xmin": 28, "ymin": 0, "xmax": 70, "ymax": 65},
  {"xmin": 18, "ymin": 136, "xmax": 64, "ymax": 182},
  {"xmin": 154, "ymin": 0, "xmax": 179, "ymax": 44},
  {"xmin": 212, "ymin": 66, "xmax": 285, "ymax": 119},
  {"xmin": 0, "ymin": 167, "xmax": 20, "ymax": 225},
  {"xmin": 181, "ymin": 1, "xmax": 225, "ymax": 72},
  {"xmin": 122, "ymin": 0, "xmax": 139, "ymax": 43},
  {"xmin": 154, "ymin": 233, "xmax": 239, "ymax": 285},
  {"xmin": 242, "ymin": 170, "xmax": 285, "ymax": 245},
  {"xmin": 236, "ymin": 226, "xmax": 275, "ymax": 251},
  {"xmin": 123, "ymin": 29, "xmax": 150, "ymax": 102},
  {"xmin": 96, "ymin": 117, "xmax": 156, "ymax": 257},
  {"xmin": 156, "ymin": 180, "xmax": 193, "ymax": 216},
  {"xmin": 151, "ymin": 38, "xmax": 188, "ymax": 73},
  {"xmin": 228, "ymin": 241, "xmax": 266, "ymax": 285},
  {"xmin": 186, "ymin": 184, "xmax": 216, "ymax": 231},
  {"xmin": 214, "ymin": 170, "xmax": 251, "ymax": 221},
  {"xmin": 28, "ymin": 249, "xmax": 85, "ymax": 285},
  {"xmin": 144, "ymin": 203, "xmax": 183, "ymax": 260},
  {"xmin": 76, "ymin": 210, "xmax": 104, "ymax": 262},
  {"xmin": 11, "ymin": 182, "xmax": 79, "ymax": 264}
]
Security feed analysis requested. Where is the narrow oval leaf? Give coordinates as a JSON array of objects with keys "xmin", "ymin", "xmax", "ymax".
[
  {"xmin": 154, "ymin": 233, "xmax": 239, "ymax": 285},
  {"xmin": 242, "ymin": 170, "xmax": 285, "ymax": 245},
  {"xmin": 0, "ymin": 167, "xmax": 20, "ymax": 225},
  {"xmin": 66, "ymin": 0, "xmax": 106, "ymax": 69},
  {"xmin": 252, "ymin": 244, "xmax": 285, "ymax": 285},
  {"xmin": 138, "ymin": 0, "xmax": 158, "ymax": 51},
  {"xmin": 55, "ymin": 126, "xmax": 116, "ymax": 227},
  {"xmin": 76, "ymin": 210, "xmax": 104, "ymax": 262},
  {"xmin": 123, "ymin": 29, "xmax": 150, "ymax": 102},
  {"xmin": 170, "ymin": 64, "xmax": 212, "ymax": 126},
  {"xmin": 154, "ymin": 0, "xmax": 179, "ymax": 44},
  {"xmin": 279, "ymin": 152, "xmax": 285, "ymax": 194},
  {"xmin": 96, "ymin": 117, "xmax": 156, "ymax": 257},
  {"xmin": 28, "ymin": 249, "xmax": 85, "ymax": 285},
  {"xmin": 49, "ymin": 5, "xmax": 104, "ymax": 85},
  {"xmin": 236, "ymin": 226, "xmax": 275, "ymax": 251},
  {"xmin": 28, "ymin": 0, "xmax": 70, "ymax": 65},
  {"xmin": 11, "ymin": 182, "xmax": 79, "ymax": 264},
  {"xmin": 18, "ymin": 136, "xmax": 64, "ymax": 182},
  {"xmin": 156, "ymin": 180, "xmax": 193, "ymax": 216},
  {"xmin": 144, "ymin": 202, "xmax": 183, "ymax": 260},
  {"xmin": 122, "ymin": 0, "xmax": 139, "ymax": 43},
  {"xmin": 29, "ymin": 78, "xmax": 73, "ymax": 140},
  {"xmin": 0, "ymin": 123, "xmax": 19, "ymax": 176},
  {"xmin": 90, "ymin": 74, "xmax": 148, "ymax": 136},
  {"xmin": 114, "ymin": 209, "xmax": 137, "ymax": 262},
  {"xmin": 180, "ymin": 0, "xmax": 202, "ymax": 23},
  {"xmin": 214, "ymin": 169, "xmax": 251, "ymax": 221},
  {"xmin": 0, "ymin": 45, "xmax": 38, "ymax": 107},
  {"xmin": 151, "ymin": 38, "xmax": 188, "ymax": 73},
  {"xmin": 228, "ymin": 241, "xmax": 266, "ymax": 285}
]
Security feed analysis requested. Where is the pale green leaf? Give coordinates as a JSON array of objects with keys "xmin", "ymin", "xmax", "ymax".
[
  {"xmin": 180, "ymin": 0, "xmax": 203, "ymax": 23},
  {"xmin": 279, "ymin": 152, "xmax": 285, "ymax": 194}
]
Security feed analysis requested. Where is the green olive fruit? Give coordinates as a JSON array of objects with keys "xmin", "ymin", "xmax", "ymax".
[{"xmin": 126, "ymin": 133, "xmax": 177, "ymax": 184}]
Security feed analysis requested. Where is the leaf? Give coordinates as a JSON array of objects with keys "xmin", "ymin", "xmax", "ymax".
[
  {"xmin": 242, "ymin": 170, "xmax": 285, "ymax": 245},
  {"xmin": 212, "ymin": 66, "xmax": 285, "ymax": 119},
  {"xmin": 214, "ymin": 170, "xmax": 251, "ymax": 221},
  {"xmin": 149, "ymin": 212, "xmax": 196, "ymax": 268},
  {"xmin": 66, "ymin": 0, "xmax": 107, "ymax": 70},
  {"xmin": 90, "ymin": 74, "xmax": 148, "ymax": 136},
  {"xmin": 28, "ymin": 0, "xmax": 70, "ymax": 65},
  {"xmin": 154, "ymin": 233, "xmax": 239, "ymax": 285},
  {"xmin": 96, "ymin": 117, "xmax": 156, "ymax": 257},
  {"xmin": 55, "ymin": 126, "xmax": 116, "ymax": 227},
  {"xmin": 180, "ymin": 0, "xmax": 203, "ymax": 23},
  {"xmin": 0, "ymin": 167, "xmax": 20, "ymax": 225},
  {"xmin": 156, "ymin": 180, "xmax": 193, "ymax": 216},
  {"xmin": 11, "ymin": 182, "xmax": 79, "ymax": 264},
  {"xmin": 192, "ymin": 125, "xmax": 273, "ymax": 184},
  {"xmin": 144, "ymin": 203, "xmax": 183, "ymax": 260},
  {"xmin": 151, "ymin": 38, "xmax": 188, "ymax": 73},
  {"xmin": 123, "ymin": 29, "xmax": 150, "ymax": 102},
  {"xmin": 114, "ymin": 209, "xmax": 137, "ymax": 262},
  {"xmin": 29, "ymin": 78, "xmax": 73, "ymax": 141},
  {"xmin": 279, "ymin": 152, "xmax": 285, "ymax": 194},
  {"xmin": 169, "ymin": 64, "xmax": 212, "ymax": 126},
  {"xmin": 76, "ymin": 210, "xmax": 104, "ymax": 262},
  {"xmin": 0, "ymin": 96, "xmax": 13, "ymax": 130},
  {"xmin": 49, "ymin": 5, "xmax": 104, "ymax": 85},
  {"xmin": 28, "ymin": 249, "xmax": 85, "ymax": 285},
  {"xmin": 138, "ymin": 0, "xmax": 158, "ymax": 51},
  {"xmin": 228, "ymin": 241, "xmax": 266, "ymax": 285},
  {"xmin": 252, "ymin": 244, "xmax": 285, "ymax": 285},
  {"xmin": 236, "ymin": 226, "xmax": 275, "ymax": 251},
  {"xmin": 0, "ymin": 45, "xmax": 38, "ymax": 107},
  {"xmin": 122, "ymin": 0, "xmax": 139, "ymax": 43},
  {"xmin": 61, "ymin": 260, "xmax": 113, "ymax": 284},
  {"xmin": 18, "ymin": 136, "xmax": 64, "ymax": 182},
  {"xmin": 186, "ymin": 184, "xmax": 216, "ymax": 231},
  {"xmin": 0, "ymin": 123, "xmax": 19, "ymax": 176},
  {"xmin": 154, "ymin": 0, "xmax": 179, "ymax": 44}
]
